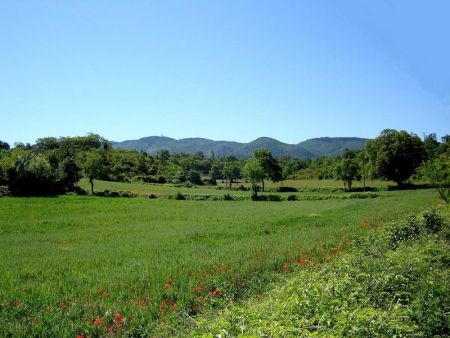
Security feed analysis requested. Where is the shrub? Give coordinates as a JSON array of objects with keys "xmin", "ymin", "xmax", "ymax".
[
  {"xmin": 0, "ymin": 185, "xmax": 9, "ymax": 196},
  {"xmin": 148, "ymin": 193, "xmax": 157, "ymax": 199},
  {"xmin": 174, "ymin": 191, "xmax": 185, "ymax": 200},
  {"xmin": 223, "ymin": 193, "xmax": 233, "ymax": 201},
  {"xmin": 94, "ymin": 190, "xmax": 136, "ymax": 198},
  {"xmin": 252, "ymin": 194, "xmax": 282, "ymax": 202},
  {"xmin": 286, "ymin": 194, "xmax": 297, "ymax": 201},
  {"xmin": 422, "ymin": 208, "xmax": 444, "ymax": 233},
  {"xmin": 277, "ymin": 186, "xmax": 298, "ymax": 192},
  {"xmin": 389, "ymin": 215, "xmax": 420, "ymax": 249},
  {"xmin": 118, "ymin": 191, "xmax": 137, "ymax": 198}
]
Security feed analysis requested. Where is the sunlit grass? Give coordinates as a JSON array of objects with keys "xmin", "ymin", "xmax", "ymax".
[{"xmin": 0, "ymin": 185, "xmax": 438, "ymax": 336}]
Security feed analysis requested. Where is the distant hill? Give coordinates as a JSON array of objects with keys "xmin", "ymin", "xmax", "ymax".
[{"xmin": 111, "ymin": 136, "xmax": 369, "ymax": 158}]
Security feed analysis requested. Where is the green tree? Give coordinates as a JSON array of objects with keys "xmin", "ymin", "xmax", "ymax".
[
  {"xmin": 207, "ymin": 163, "xmax": 222, "ymax": 185},
  {"xmin": 83, "ymin": 151, "xmax": 106, "ymax": 194},
  {"xmin": 0, "ymin": 140, "xmax": 10, "ymax": 150},
  {"xmin": 222, "ymin": 160, "xmax": 241, "ymax": 189},
  {"xmin": 421, "ymin": 156, "xmax": 450, "ymax": 203},
  {"xmin": 366, "ymin": 129, "xmax": 425, "ymax": 186},
  {"xmin": 253, "ymin": 149, "xmax": 282, "ymax": 191},
  {"xmin": 335, "ymin": 149, "xmax": 360, "ymax": 190},
  {"xmin": 243, "ymin": 158, "xmax": 265, "ymax": 198},
  {"xmin": 423, "ymin": 133, "xmax": 440, "ymax": 160}
]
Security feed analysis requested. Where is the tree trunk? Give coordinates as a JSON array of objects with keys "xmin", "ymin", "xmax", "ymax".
[
  {"xmin": 262, "ymin": 179, "xmax": 265, "ymax": 192},
  {"xmin": 89, "ymin": 177, "xmax": 94, "ymax": 195}
]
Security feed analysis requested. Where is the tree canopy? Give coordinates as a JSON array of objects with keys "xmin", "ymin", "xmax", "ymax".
[{"xmin": 366, "ymin": 129, "xmax": 425, "ymax": 185}]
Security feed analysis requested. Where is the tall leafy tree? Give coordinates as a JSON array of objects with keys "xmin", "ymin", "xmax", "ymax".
[
  {"xmin": 335, "ymin": 149, "xmax": 360, "ymax": 190},
  {"xmin": 83, "ymin": 151, "xmax": 106, "ymax": 194},
  {"xmin": 0, "ymin": 140, "xmax": 10, "ymax": 150},
  {"xmin": 243, "ymin": 158, "xmax": 265, "ymax": 198},
  {"xmin": 366, "ymin": 129, "xmax": 425, "ymax": 186},
  {"xmin": 421, "ymin": 156, "xmax": 450, "ymax": 203},
  {"xmin": 253, "ymin": 149, "xmax": 282, "ymax": 191},
  {"xmin": 222, "ymin": 159, "xmax": 241, "ymax": 189}
]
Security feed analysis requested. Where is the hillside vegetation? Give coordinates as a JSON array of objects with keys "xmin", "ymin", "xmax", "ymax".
[{"xmin": 111, "ymin": 136, "xmax": 369, "ymax": 158}]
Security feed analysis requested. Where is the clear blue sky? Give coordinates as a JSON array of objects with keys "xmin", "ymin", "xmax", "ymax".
[{"xmin": 1, "ymin": 0, "xmax": 449, "ymax": 145}]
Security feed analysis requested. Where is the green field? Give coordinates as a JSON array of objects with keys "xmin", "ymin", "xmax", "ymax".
[
  {"xmin": 0, "ymin": 183, "xmax": 440, "ymax": 336},
  {"xmin": 78, "ymin": 178, "xmax": 400, "ymax": 198}
]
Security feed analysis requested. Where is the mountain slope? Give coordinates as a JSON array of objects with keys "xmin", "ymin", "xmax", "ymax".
[
  {"xmin": 298, "ymin": 137, "xmax": 370, "ymax": 157},
  {"xmin": 111, "ymin": 136, "xmax": 369, "ymax": 158}
]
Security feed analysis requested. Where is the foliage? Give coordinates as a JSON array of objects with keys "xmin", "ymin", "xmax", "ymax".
[
  {"xmin": 388, "ymin": 214, "xmax": 420, "ymax": 249},
  {"xmin": 252, "ymin": 149, "xmax": 282, "ymax": 191},
  {"xmin": 335, "ymin": 148, "xmax": 361, "ymax": 190},
  {"xmin": 421, "ymin": 156, "xmax": 450, "ymax": 203},
  {"xmin": 222, "ymin": 159, "xmax": 241, "ymax": 189},
  {"xmin": 192, "ymin": 208, "xmax": 449, "ymax": 337},
  {"xmin": 83, "ymin": 150, "xmax": 107, "ymax": 194},
  {"xmin": 243, "ymin": 158, "xmax": 265, "ymax": 198},
  {"xmin": 0, "ymin": 140, "xmax": 10, "ymax": 150},
  {"xmin": 174, "ymin": 191, "xmax": 186, "ymax": 200},
  {"xmin": 422, "ymin": 208, "xmax": 445, "ymax": 233},
  {"xmin": 366, "ymin": 129, "xmax": 425, "ymax": 185}
]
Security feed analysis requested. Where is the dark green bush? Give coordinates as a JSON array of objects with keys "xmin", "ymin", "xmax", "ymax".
[
  {"xmin": 223, "ymin": 193, "xmax": 233, "ymax": 201},
  {"xmin": 95, "ymin": 190, "xmax": 136, "ymax": 198},
  {"xmin": 174, "ymin": 191, "xmax": 185, "ymax": 200},
  {"xmin": 277, "ymin": 186, "xmax": 298, "ymax": 192},
  {"xmin": 252, "ymin": 194, "xmax": 282, "ymax": 202},
  {"xmin": 286, "ymin": 194, "xmax": 297, "ymax": 201},
  {"xmin": 422, "ymin": 208, "xmax": 445, "ymax": 233},
  {"xmin": 389, "ymin": 215, "xmax": 420, "ymax": 248}
]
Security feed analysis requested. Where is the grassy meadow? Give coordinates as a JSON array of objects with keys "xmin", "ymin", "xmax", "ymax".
[
  {"xmin": 0, "ymin": 180, "xmax": 441, "ymax": 336},
  {"xmin": 78, "ymin": 178, "xmax": 399, "ymax": 199}
]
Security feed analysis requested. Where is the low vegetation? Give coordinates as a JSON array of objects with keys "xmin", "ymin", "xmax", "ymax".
[{"xmin": 191, "ymin": 207, "xmax": 450, "ymax": 337}]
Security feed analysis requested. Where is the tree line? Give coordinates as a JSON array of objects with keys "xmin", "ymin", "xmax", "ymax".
[{"xmin": 0, "ymin": 129, "xmax": 449, "ymax": 201}]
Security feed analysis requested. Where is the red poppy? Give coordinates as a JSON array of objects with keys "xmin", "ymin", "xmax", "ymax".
[
  {"xmin": 92, "ymin": 317, "xmax": 103, "ymax": 326},
  {"xmin": 297, "ymin": 258, "xmax": 308, "ymax": 266},
  {"xmin": 105, "ymin": 325, "xmax": 114, "ymax": 332},
  {"xmin": 163, "ymin": 277, "xmax": 173, "ymax": 290},
  {"xmin": 193, "ymin": 282, "xmax": 205, "ymax": 294},
  {"xmin": 114, "ymin": 312, "xmax": 125, "ymax": 325},
  {"xmin": 209, "ymin": 287, "xmax": 223, "ymax": 298}
]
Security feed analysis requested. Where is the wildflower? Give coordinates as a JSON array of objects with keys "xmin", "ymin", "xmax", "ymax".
[
  {"xmin": 105, "ymin": 325, "xmax": 114, "ymax": 332},
  {"xmin": 92, "ymin": 317, "xmax": 103, "ymax": 326},
  {"xmin": 114, "ymin": 312, "xmax": 125, "ymax": 325},
  {"xmin": 59, "ymin": 303, "xmax": 69, "ymax": 309},
  {"xmin": 209, "ymin": 287, "xmax": 222, "ymax": 298},
  {"xmin": 163, "ymin": 277, "xmax": 173, "ymax": 290},
  {"xmin": 282, "ymin": 262, "xmax": 291, "ymax": 272},
  {"xmin": 159, "ymin": 298, "xmax": 177, "ymax": 316},
  {"xmin": 297, "ymin": 258, "xmax": 308, "ymax": 266},
  {"xmin": 193, "ymin": 282, "xmax": 205, "ymax": 294}
]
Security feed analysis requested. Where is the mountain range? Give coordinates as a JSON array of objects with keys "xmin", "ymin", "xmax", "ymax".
[{"xmin": 111, "ymin": 136, "xmax": 369, "ymax": 158}]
